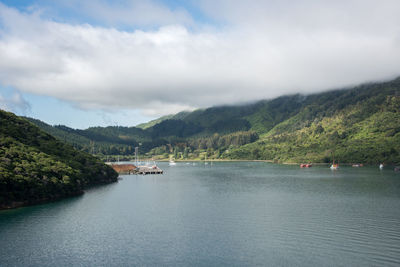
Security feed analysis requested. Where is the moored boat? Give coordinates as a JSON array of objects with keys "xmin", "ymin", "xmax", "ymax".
[
  {"xmin": 352, "ymin": 164, "xmax": 363, "ymax": 167},
  {"xmin": 330, "ymin": 151, "xmax": 339, "ymax": 170},
  {"xmin": 300, "ymin": 164, "xmax": 312, "ymax": 168},
  {"xmin": 330, "ymin": 163, "xmax": 339, "ymax": 170}
]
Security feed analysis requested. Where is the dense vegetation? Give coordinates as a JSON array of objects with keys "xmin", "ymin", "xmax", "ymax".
[
  {"xmin": 29, "ymin": 78, "xmax": 400, "ymax": 164},
  {"xmin": 0, "ymin": 110, "xmax": 118, "ymax": 209},
  {"xmin": 225, "ymin": 80, "xmax": 400, "ymax": 164},
  {"xmin": 136, "ymin": 111, "xmax": 190, "ymax": 129}
]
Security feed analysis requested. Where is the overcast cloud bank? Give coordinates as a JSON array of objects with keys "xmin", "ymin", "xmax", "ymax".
[{"xmin": 0, "ymin": 1, "xmax": 399, "ymax": 116}]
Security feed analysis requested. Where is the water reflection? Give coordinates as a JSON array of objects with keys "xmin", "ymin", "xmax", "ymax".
[{"xmin": 1, "ymin": 162, "xmax": 400, "ymax": 266}]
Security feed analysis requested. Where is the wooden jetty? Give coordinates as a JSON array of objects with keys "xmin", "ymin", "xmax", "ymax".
[
  {"xmin": 109, "ymin": 162, "xmax": 163, "ymax": 175},
  {"xmin": 137, "ymin": 165, "xmax": 163, "ymax": 175}
]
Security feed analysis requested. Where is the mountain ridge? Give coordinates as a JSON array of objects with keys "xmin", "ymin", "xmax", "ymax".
[{"xmin": 27, "ymin": 77, "xmax": 400, "ymax": 164}]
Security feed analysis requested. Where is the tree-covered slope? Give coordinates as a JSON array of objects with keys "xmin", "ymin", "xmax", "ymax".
[
  {"xmin": 26, "ymin": 118, "xmax": 161, "ymax": 156},
  {"xmin": 26, "ymin": 118, "xmax": 93, "ymax": 148},
  {"xmin": 226, "ymin": 79, "xmax": 400, "ymax": 164},
  {"xmin": 28, "ymin": 77, "xmax": 400, "ymax": 164},
  {"xmin": 0, "ymin": 110, "xmax": 118, "ymax": 209},
  {"xmin": 140, "ymin": 95, "xmax": 305, "ymax": 139},
  {"xmin": 136, "ymin": 111, "xmax": 190, "ymax": 129},
  {"xmin": 144, "ymin": 78, "xmax": 400, "ymax": 163}
]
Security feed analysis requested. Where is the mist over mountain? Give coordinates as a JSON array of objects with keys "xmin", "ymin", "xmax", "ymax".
[{"xmin": 28, "ymin": 77, "xmax": 400, "ymax": 164}]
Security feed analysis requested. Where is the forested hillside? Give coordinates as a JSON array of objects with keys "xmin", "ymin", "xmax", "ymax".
[
  {"xmin": 136, "ymin": 111, "xmax": 190, "ymax": 129},
  {"xmin": 25, "ymin": 118, "xmax": 160, "ymax": 156},
  {"xmin": 227, "ymin": 80, "xmax": 400, "ymax": 164},
  {"xmin": 0, "ymin": 110, "xmax": 118, "ymax": 209},
  {"xmin": 29, "ymin": 78, "xmax": 400, "ymax": 164}
]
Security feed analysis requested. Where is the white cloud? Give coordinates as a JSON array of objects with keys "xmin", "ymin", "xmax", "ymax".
[{"xmin": 0, "ymin": 1, "xmax": 399, "ymax": 117}]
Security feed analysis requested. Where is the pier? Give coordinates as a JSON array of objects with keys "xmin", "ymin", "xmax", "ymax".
[
  {"xmin": 137, "ymin": 165, "xmax": 164, "ymax": 175},
  {"xmin": 110, "ymin": 163, "xmax": 163, "ymax": 175},
  {"xmin": 109, "ymin": 147, "xmax": 163, "ymax": 175}
]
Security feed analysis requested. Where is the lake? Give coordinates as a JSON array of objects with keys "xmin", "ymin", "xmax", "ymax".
[{"xmin": 1, "ymin": 162, "xmax": 400, "ymax": 266}]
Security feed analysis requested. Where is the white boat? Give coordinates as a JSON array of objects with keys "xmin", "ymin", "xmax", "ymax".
[
  {"xmin": 330, "ymin": 152, "xmax": 339, "ymax": 170},
  {"xmin": 169, "ymin": 160, "xmax": 176, "ymax": 166},
  {"xmin": 330, "ymin": 164, "xmax": 339, "ymax": 170},
  {"xmin": 379, "ymin": 163, "xmax": 384, "ymax": 170},
  {"xmin": 330, "ymin": 158, "xmax": 339, "ymax": 170}
]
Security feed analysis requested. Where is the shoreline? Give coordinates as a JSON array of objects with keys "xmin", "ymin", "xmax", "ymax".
[
  {"xmin": 115, "ymin": 158, "xmax": 388, "ymax": 166},
  {"xmin": 0, "ymin": 180, "xmax": 118, "ymax": 211},
  {"xmin": 0, "ymin": 191, "xmax": 84, "ymax": 211}
]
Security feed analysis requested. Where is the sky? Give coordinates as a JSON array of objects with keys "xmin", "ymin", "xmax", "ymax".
[{"xmin": 0, "ymin": 0, "xmax": 400, "ymax": 129}]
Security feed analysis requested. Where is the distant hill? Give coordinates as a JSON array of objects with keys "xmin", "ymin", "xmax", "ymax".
[
  {"xmin": 25, "ymin": 118, "xmax": 159, "ymax": 156},
  {"xmin": 29, "ymin": 77, "xmax": 400, "ymax": 164},
  {"xmin": 147, "ymin": 78, "xmax": 400, "ymax": 163},
  {"xmin": 136, "ymin": 111, "xmax": 190, "ymax": 129},
  {"xmin": 0, "ymin": 110, "xmax": 118, "ymax": 209}
]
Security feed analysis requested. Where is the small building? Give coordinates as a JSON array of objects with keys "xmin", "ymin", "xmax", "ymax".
[{"xmin": 111, "ymin": 164, "xmax": 137, "ymax": 174}]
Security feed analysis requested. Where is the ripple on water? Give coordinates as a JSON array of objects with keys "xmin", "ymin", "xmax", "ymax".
[{"xmin": 1, "ymin": 162, "xmax": 400, "ymax": 266}]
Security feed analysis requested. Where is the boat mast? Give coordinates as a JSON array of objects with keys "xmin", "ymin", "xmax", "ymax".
[{"xmin": 135, "ymin": 146, "xmax": 139, "ymax": 166}]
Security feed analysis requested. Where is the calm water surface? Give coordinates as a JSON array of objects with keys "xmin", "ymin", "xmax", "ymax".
[{"xmin": 1, "ymin": 162, "xmax": 400, "ymax": 266}]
